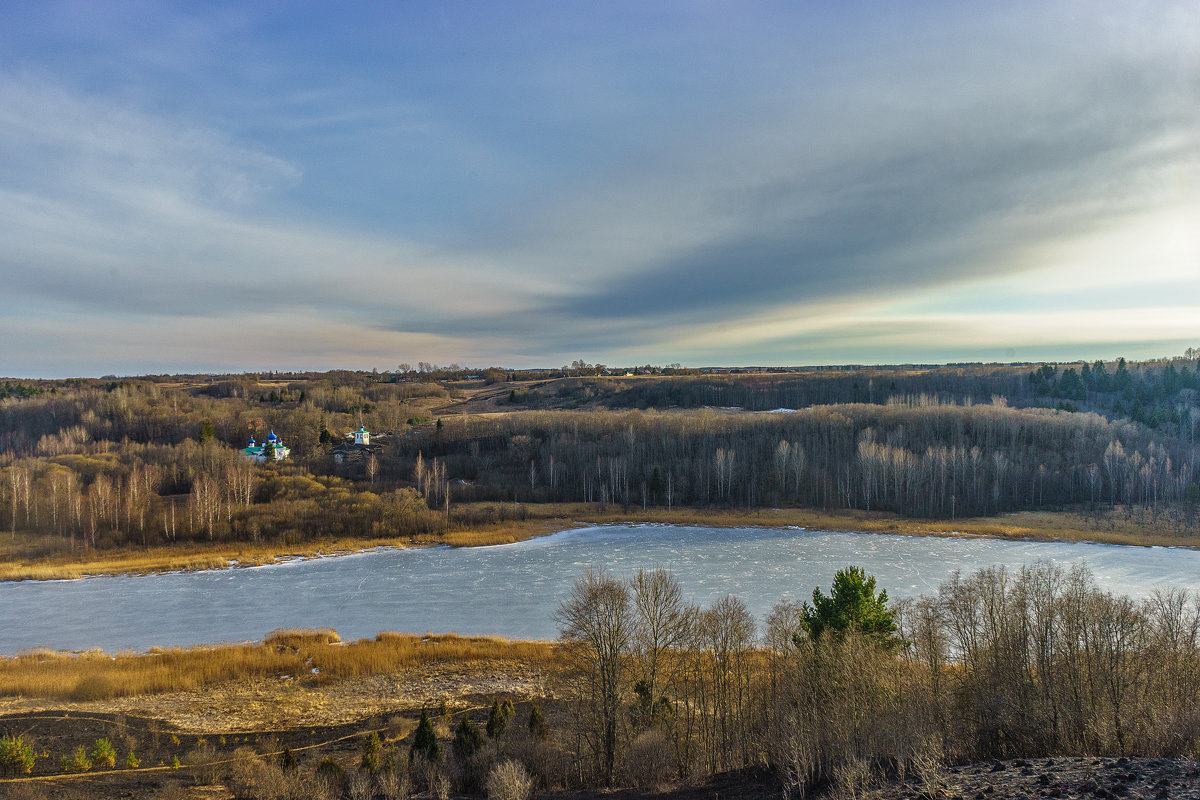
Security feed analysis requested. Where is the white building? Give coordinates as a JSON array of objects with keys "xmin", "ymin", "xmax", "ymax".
[{"xmin": 241, "ymin": 431, "xmax": 290, "ymax": 463}]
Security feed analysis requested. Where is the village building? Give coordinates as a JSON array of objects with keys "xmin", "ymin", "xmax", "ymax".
[
  {"xmin": 331, "ymin": 424, "xmax": 384, "ymax": 464},
  {"xmin": 241, "ymin": 431, "xmax": 290, "ymax": 463}
]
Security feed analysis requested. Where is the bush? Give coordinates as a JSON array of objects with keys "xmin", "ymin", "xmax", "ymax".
[
  {"xmin": 61, "ymin": 745, "xmax": 91, "ymax": 773},
  {"xmin": 183, "ymin": 743, "xmax": 220, "ymax": 784},
  {"xmin": 376, "ymin": 766, "xmax": 412, "ymax": 800},
  {"xmin": 0, "ymin": 734, "xmax": 35, "ymax": 775},
  {"xmin": 316, "ymin": 755, "xmax": 345, "ymax": 782},
  {"xmin": 486, "ymin": 760, "xmax": 533, "ymax": 800},
  {"xmin": 227, "ymin": 749, "xmax": 306, "ymax": 800},
  {"xmin": 71, "ymin": 675, "xmax": 117, "ymax": 701},
  {"xmin": 621, "ymin": 729, "xmax": 674, "ymax": 789},
  {"xmin": 125, "ymin": 749, "xmax": 140, "ymax": 769},
  {"xmin": 527, "ymin": 705, "xmax": 548, "ymax": 740},
  {"xmin": 89, "ymin": 737, "xmax": 117, "ymax": 769},
  {"xmin": 360, "ymin": 731, "xmax": 382, "ymax": 773}
]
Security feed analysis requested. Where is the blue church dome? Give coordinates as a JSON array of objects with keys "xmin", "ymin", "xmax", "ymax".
[{"xmin": 267, "ymin": 431, "xmax": 277, "ymax": 441}]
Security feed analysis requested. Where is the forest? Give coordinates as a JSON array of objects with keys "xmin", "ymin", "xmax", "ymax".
[{"xmin": 1, "ymin": 356, "xmax": 1199, "ymax": 557}]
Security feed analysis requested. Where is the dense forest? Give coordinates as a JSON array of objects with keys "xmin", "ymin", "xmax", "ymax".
[{"xmin": 1, "ymin": 356, "xmax": 1199, "ymax": 554}]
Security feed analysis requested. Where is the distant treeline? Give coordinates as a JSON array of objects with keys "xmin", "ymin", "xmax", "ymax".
[
  {"xmin": 2, "ymin": 360, "xmax": 1199, "ymax": 553},
  {"xmin": 514, "ymin": 367, "xmax": 1033, "ymax": 411},
  {"xmin": 398, "ymin": 402, "xmax": 1199, "ymax": 529}
]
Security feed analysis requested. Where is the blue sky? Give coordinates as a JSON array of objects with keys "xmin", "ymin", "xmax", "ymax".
[{"xmin": 1, "ymin": 1, "xmax": 1198, "ymax": 377}]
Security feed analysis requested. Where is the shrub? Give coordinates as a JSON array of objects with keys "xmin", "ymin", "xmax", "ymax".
[
  {"xmin": 486, "ymin": 760, "xmax": 533, "ymax": 800},
  {"xmin": 125, "ymin": 749, "xmax": 140, "ymax": 769},
  {"xmin": 226, "ymin": 747, "xmax": 265, "ymax": 798},
  {"xmin": 360, "ymin": 731, "xmax": 382, "ymax": 773},
  {"xmin": 0, "ymin": 734, "xmax": 35, "ymax": 775},
  {"xmin": 89, "ymin": 737, "xmax": 116, "ymax": 769},
  {"xmin": 183, "ymin": 743, "xmax": 219, "ymax": 784},
  {"xmin": 376, "ymin": 767, "xmax": 412, "ymax": 800},
  {"xmin": 280, "ymin": 745, "xmax": 296, "ymax": 771},
  {"xmin": 527, "ymin": 705, "xmax": 548, "ymax": 740},
  {"xmin": 61, "ymin": 745, "xmax": 91, "ymax": 773},
  {"xmin": 71, "ymin": 675, "xmax": 117, "ymax": 701},
  {"xmin": 621, "ymin": 729, "xmax": 673, "ymax": 789},
  {"xmin": 316, "ymin": 755, "xmax": 345, "ymax": 782}
]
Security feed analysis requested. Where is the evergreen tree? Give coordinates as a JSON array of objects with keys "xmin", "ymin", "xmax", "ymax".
[
  {"xmin": 452, "ymin": 714, "xmax": 485, "ymax": 760},
  {"xmin": 528, "ymin": 705, "xmax": 548, "ymax": 740},
  {"xmin": 410, "ymin": 709, "xmax": 442, "ymax": 762},
  {"xmin": 486, "ymin": 698, "xmax": 512, "ymax": 738},
  {"xmin": 359, "ymin": 731, "xmax": 381, "ymax": 773},
  {"xmin": 801, "ymin": 566, "xmax": 898, "ymax": 645}
]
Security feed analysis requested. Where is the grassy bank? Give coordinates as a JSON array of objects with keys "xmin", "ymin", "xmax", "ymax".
[
  {"xmin": 2, "ymin": 504, "xmax": 1195, "ymax": 582},
  {"xmin": 0, "ymin": 630, "xmax": 555, "ymax": 701}
]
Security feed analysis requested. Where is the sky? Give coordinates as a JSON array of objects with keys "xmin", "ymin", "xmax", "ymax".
[{"xmin": 1, "ymin": 1, "xmax": 1198, "ymax": 378}]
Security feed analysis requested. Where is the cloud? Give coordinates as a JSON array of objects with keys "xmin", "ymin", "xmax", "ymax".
[{"xmin": 0, "ymin": 2, "xmax": 1198, "ymax": 375}]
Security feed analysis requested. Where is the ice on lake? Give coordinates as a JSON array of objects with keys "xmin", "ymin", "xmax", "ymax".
[{"xmin": 3, "ymin": 525, "xmax": 1199, "ymax": 653}]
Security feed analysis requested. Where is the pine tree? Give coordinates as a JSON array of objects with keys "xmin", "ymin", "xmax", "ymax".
[
  {"xmin": 410, "ymin": 709, "xmax": 442, "ymax": 762},
  {"xmin": 801, "ymin": 566, "xmax": 898, "ymax": 645},
  {"xmin": 452, "ymin": 714, "xmax": 485, "ymax": 760}
]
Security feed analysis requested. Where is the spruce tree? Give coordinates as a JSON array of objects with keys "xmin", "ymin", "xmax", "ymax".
[
  {"xmin": 452, "ymin": 714, "xmax": 485, "ymax": 760},
  {"xmin": 410, "ymin": 709, "xmax": 442, "ymax": 762}
]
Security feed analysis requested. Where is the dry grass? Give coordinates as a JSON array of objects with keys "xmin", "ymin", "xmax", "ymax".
[
  {"xmin": 0, "ymin": 630, "xmax": 556, "ymax": 701},
  {"xmin": 551, "ymin": 504, "xmax": 1200, "ymax": 549},
  {"xmin": 0, "ymin": 537, "xmax": 419, "ymax": 582}
]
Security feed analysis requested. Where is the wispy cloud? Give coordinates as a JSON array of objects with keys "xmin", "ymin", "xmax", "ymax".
[{"xmin": 0, "ymin": 2, "xmax": 1198, "ymax": 376}]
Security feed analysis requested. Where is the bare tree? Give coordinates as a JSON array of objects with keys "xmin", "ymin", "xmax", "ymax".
[
  {"xmin": 630, "ymin": 568, "xmax": 695, "ymax": 727},
  {"xmin": 555, "ymin": 569, "xmax": 633, "ymax": 785}
]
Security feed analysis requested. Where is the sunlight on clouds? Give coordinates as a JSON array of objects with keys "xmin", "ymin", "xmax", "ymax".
[
  {"xmin": 1019, "ymin": 203, "xmax": 1200, "ymax": 294},
  {"xmin": 0, "ymin": 312, "xmax": 481, "ymax": 375}
]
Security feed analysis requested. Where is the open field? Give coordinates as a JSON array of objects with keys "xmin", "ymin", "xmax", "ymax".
[
  {"xmin": 0, "ymin": 631, "xmax": 555, "ymax": 708},
  {"xmin": 2, "ymin": 504, "xmax": 1195, "ymax": 582}
]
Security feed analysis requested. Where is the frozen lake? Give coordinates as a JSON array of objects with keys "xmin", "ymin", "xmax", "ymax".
[{"xmin": 4, "ymin": 524, "xmax": 1200, "ymax": 654}]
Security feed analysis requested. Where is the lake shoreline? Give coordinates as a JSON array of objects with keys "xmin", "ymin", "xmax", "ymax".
[{"xmin": 1, "ymin": 505, "xmax": 1194, "ymax": 583}]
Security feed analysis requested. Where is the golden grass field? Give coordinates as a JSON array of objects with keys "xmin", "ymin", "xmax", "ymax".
[
  {"xmin": 0, "ymin": 630, "xmax": 555, "ymax": 702},
  {"xmin": 2, "ymin": 504, "xmax": 1195, "ymax": 582}
]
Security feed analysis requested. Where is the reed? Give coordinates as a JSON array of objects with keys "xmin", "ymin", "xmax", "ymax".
[{"xmin": 0, "ymin": 631, "xmax": 556, "ymax": 701}]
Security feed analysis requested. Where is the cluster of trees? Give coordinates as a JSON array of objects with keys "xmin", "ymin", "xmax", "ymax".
[
  {"xmin": 0, "ymin": 377, "xmax": 451, "ymax": 550},
  {"xmin": 396, "ymin": 402, "xmax": 1200, "ymax": 529},
  {"xmin": 550, "ymin": 564, "xmax": 1200, "ymax": 795},
  {"xmin": 517, "ymin": 367, "xmax": 1033, "ymax": 411},
  {"xmin": 1028, "ymin": 358, "xmax": 1200, "ymax": 431},
  {"xmin": 3, "ymin": 357, "xmax": 1199, "ymax": 553}
]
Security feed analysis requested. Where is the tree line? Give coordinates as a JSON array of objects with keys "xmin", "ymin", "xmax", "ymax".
[
  {"xmin": 550, "ymin": 563, "xmax": 1200, "ymax": 795},
  {"xmin": 395, "ymin": 402, "xmax": 1200, "ymax": 530},
  {"xmin": 3, "ymin": 360, "xmax": 1199, "ymax": 553}
]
